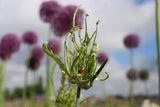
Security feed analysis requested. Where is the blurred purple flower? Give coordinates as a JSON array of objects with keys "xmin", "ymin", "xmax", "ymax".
[
  {"xmin": 40, "ymin": 1, "xmax": 62, "ymax": 22},
  {"xmin": 0, "ymin": 33, "xmax": 21, "ymax": 60},
  {"xmin": 139, "ymin": 69, "xmax": 149, "ymax": 81},
  {"xmin": 22, "ymin": 31, "xmax": 38, "ymax": 45},
  {"xmin": 97, "ymin": 52, "xmax": 108, "ymax": 64},
  {"xmin": 0, "ymin": 44, "xmax": 11, "ymax": 60},
  {"xmin": 1, "ymin": 33, "xmax": 21, "ymax": 53},
  {"xmin": 124, "ymin": 33, "xmax": 140, "ymax": 49},
  {"xmin": 127, "ymin": 69, "xmax": 138, "ymax": 81},
  {"xmin": 52, "ymin": 5, "xmax": 84, "ymax": 36},
  {"xmin": 31, "ymin": 46, "xmax": 44, "ymax": 60},
  {"xmin": 47, "ymin": 39, "xmax": 61, "ymax": 55},
  {"xmin": 28, "ymin": 56, "xmax": 41, "ymax": 70}
]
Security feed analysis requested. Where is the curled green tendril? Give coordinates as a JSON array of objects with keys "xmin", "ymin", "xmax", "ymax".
[{"xmin": 96, "ymin": 72, "xmax": 109, "ymax": 81}]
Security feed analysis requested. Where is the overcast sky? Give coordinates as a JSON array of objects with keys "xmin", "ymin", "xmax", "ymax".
[{"xmin": 0, "ymin": 0, "xmax": 158, "ymax": 98}]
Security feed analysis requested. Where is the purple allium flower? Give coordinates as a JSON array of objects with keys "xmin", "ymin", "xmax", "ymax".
[
  {"xmin": 31, "ymin": 46, "xmax": 44, "ymax": 60},
  {"xmin": 0, "ymin": 43, "xmax": 11, "ymax": 60},
  {"xmin": 52, "ymin": 5, "xmax": 84, "ymax": 36},
  {"xmin": 0, "ymin": 33, "xmax": 21, "ymax": 53},
  {"xmin": 22, "ymin": 31, "xmax": 38, "ymax": 45},
  {"xmin": 97, "ymin": 52, "xmax": 108, "ymax": 64},
  {"xmin": 40, "ymin": 1, "xmax": 62, "ymax": 22},
  {"xmin": 28, "ymin": 56, "xmax": 41, "ymax": 70},
  {"xmin": 139, "ymin": 69, "xmax": 149, "ymax": 81},
  {"xmin": 124, "ymin": 33, "xmax": 140, "ymax": 49},
  {"xmin": 47, "ymin": 39, "xmax": 61, "ymax": 55},
  {"xmin": 127, "ymin": 69, "xmax": 138, "ymax": 81}
]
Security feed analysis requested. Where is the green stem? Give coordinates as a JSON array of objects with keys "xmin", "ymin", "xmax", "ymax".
[
  {"xmin": 76, "ymin": 87, "xmax": 81, "ymax": 107},
  {"xmin": 0, "ymin": 60, "xmax": 7, "ymax": 107},
  {"xmin": 29, "ymin": 72, "xmax": 36, "ymax": 107},
  {"xmin": 22, "ymin": 46, "xmax": 31, "ymax": 106},
  {"xmin": 102, "ymin": 81, "xmax": 108, "ymax": 106},
  {"xmin": 129, "ymin": 79, "xmax": 134, "ymax": 107},
  {"xmin": 144, "ymin": 81, "xmax": 149, "ymax": 99},
  {"xmin": 45, "ymin": 25, "xmax": 52, "ymax": 107},
  {"xmin": 129, "ymin": 49, "xmax": 134, "ymax": 107},
  {"xmin": 50, "ymin": 60, "xmax": 57, "ymax": 99},
  {"xmin": 156, "ymin": 0, "xmax": 160, "ymax": 106},
  {"xmin": 130, "ymin": 49, "xmax": 134, "ymax": 69}
]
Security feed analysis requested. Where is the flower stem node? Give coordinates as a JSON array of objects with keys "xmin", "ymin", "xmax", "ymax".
[{"xmin": 42, "ymin": 6, "xmax": 109, "ymax": 90}]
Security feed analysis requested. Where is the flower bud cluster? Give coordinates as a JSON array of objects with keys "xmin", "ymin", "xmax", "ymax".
[{"xmin": 42, "ymin": 8, "xmax": 109, "ymax": 90}]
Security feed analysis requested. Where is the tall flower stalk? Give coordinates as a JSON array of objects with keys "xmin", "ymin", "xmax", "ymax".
[
  {"xmin": 22, "ymin": 46, "xmax": 31, "ymax": 107},
  {"xmin": 97, "ymin": 52, "xmax": 108, "ymax": 106},
  {"xmin": 40, "ymin": 2, "xmax": 84, "ymax": 107},
  {"xmin": 156, "ymin": 0, "xmax": 160, "ymax": 106},
  {"xmin": 0, "ymin": 33, "xmax": 21, "ymax": 106},
  {"xmin": 124, "ymin": 33, "xmax": 140, "ymax": 107},
  {"xmin": 22, "ymin": 31, "xmax": 38, "ymax": 106},
  {"xmin": 139, "ymin": 69, "xmax": 149, "ymax": 98},
  {"xmin": 39, "ymin": 1, "xmax": 62, "ymax": 106},
  {"xmin": 129, "ymin": 49, "xmax": 134, "ymax": 107},
  {"xmin": 0, "ymin": 60, "xmax": 7, "ymax": 107},
  {"xmin": 27, "ymin": 46, "xmax": 44, "ymax": 107}
]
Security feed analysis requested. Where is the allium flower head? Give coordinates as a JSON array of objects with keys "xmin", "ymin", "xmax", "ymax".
[
  {"xmin": 0, "ymin": 43, "xmax": 11, "ymax": 60},
  {"xmin": 22, "ymin": 31, "xmax": 38, "ymax": 45},
  {"xmin": 52, "ymin": 5, "xmax": 84, "ymax": 36},
  {"xmin": 31, "ymin": 46, "xmax": 44, "ymax": 60},
  {"xmin": 27, "ymin": 56, "xmax": 41, "ymax": 70},
  {"xmin": 124, "ymin": 33, "xmax": 140, "ymax": 49},
  {"xmin": 40, "ymin": 1, "xmax": 62, "ymax": 22},
  {"xmin": 1, "ymin": 33, "xmax": 21, "ymax": 53},
  {"xmin": 139, "ymin": 69, "xmax": 149, "ymax": 81},
  {"xmin": 47, "ymin": 39, "xmax": 61, "ymax": 55},
  {"xmin": 97, "ymin": 52, "xmax": 108, "ymax": 64},
  {"xmin": 127, "ymin": 69, "xmax": 138, "ymax": 81}
]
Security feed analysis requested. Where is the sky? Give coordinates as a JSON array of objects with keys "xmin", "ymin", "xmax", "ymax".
[{"xmin": 0, "ymin": 0, "xmax": 158, "ymax": 97}]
